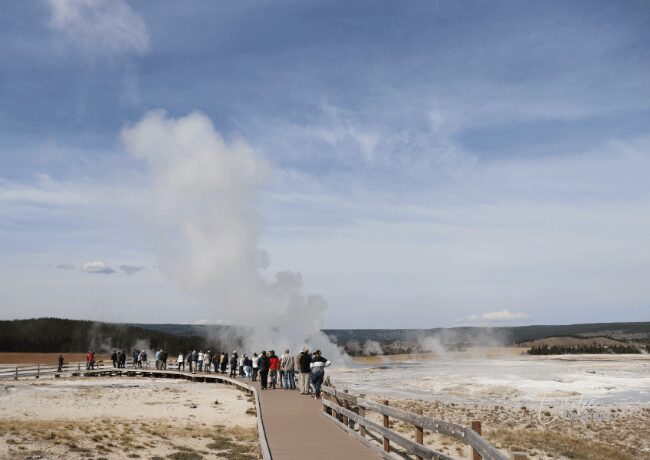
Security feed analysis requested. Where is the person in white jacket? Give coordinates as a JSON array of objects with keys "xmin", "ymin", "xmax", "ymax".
[
  {"xmin": 177, "ymin": 352, "xmax": 184, "ymax": 371},
  {"xmin": 251, "ymin": 353, "xmax": 259, "ymax": 381}
]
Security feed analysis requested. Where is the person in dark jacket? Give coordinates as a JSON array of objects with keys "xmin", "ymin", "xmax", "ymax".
[
  {"xmin": 57, "ymin": 354, "xmax": 64, "ymax": 372},
  {"xmin": 297, "ymin": 348, "xmax": 312, "ymax": 394},
  {"xmin": 111, "ymin": 350, "xmax": 118, "ymax": 368},
  {"xmin": 258, "ymin": 351, "xmax": 270, "ymax": 389},
  {"xmin": 220, "ymin": 353, "xmax": 228, "ymax": 374},
  {"xmin": 229, "ymin": 351, "xmax": 238, "ymax": 378}
]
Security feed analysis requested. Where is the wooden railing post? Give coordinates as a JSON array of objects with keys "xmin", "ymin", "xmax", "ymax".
[
  {"xmin": 415, "ymin": 407, "xmax": 424, "ymax": 460},
  {"xmin": 36, "ymin": 364, "xmax": 40, "ymax": 379},
  {"xmin": 358, "ymin": 394, "xmax": 366, "ymax": 438},
  {"xmin": 322, "ymin": 391, "xmax": 332, "ymax": 416},
  {"xmin": 383, "ymin": 399, "xmax": 390, "ymax": 453},
  {"xmin": 512, "ymin": 453, "xmax": 528, "ymax": 460},
  {"xmin": 472, "ymin": 421, "xmax": 482, "ymax": 460},
  {"xmin": 343, "ymin": 389, "xmax": 351, "ymax": 428}
]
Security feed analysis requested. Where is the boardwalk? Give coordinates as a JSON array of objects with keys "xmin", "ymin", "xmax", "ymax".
[{"xmin": 250, "ymin": 379, "xmax": 379, "ymax": 460}]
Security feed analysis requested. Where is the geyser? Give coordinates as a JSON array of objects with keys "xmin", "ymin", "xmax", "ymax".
[{"xmin": 122, "ymin": 110, "xmax": 342, "ymax": 360}]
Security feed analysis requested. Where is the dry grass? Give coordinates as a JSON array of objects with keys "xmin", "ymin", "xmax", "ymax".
[
  {"xmin": 492, "ymin": 428, "xmax": 636, "ymax": 460},
  {"xmin": 0, "ymin": 418, "xmax": 259, "ymax": 459},
  {"xmin": 370, "ymin": 397, "xmax": 650, "ymax": 459}
]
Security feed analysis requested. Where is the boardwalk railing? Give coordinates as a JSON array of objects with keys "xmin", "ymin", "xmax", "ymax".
[
  {"xmin": 321, "ymin": 386, "xmax": 528, "ymax": 460},
  {"xmin": 0, "ymin": 361, "xmax": 111, "ymax": 380},
  {"xmin": 0, "ymin": 365, "xmax": 272, "ymax": 460}
]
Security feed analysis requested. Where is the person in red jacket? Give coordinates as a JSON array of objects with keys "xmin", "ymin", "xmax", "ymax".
[{"xmin": 268, "ymin": 350, "xmax": 281, "ymax": 389}]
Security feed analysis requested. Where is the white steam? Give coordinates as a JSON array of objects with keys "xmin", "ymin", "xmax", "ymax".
[{"xmin": 121, "ymin": 110, "xmax": 341, "ymax": 359}]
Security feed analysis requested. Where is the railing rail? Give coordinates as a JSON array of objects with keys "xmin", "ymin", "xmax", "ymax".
[{"xmin": 321, "ymin": 385, "xmax": 527, "ymax": 460}]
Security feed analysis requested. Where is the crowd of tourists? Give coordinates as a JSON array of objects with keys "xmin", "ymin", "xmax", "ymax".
[
  {"xmin": 106, "ymin": 346, "xmax": 332, "ymax": 399},
  {"xmin": 177, "ymin": 348, "xmax": 332, "ymax": 398}
]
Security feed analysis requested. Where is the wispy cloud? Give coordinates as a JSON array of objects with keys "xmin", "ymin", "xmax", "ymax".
[
  {"xmin": 119, "ymin": 264, "xmax": 145, "ymax": 275},
  {"xmin": 47, "ymin": 0, "xmax": 150, "ymax": 56},
  {"xmin": 464, "ymin": 310, "xmax": 529, "ymax": 323},
  {"xmin": 81, "ymin": 261, "xmax": 115, "ymax": 275},
  {"xmin": 55, "ymin": 263, "xmax": 75, "ymax": 270}
]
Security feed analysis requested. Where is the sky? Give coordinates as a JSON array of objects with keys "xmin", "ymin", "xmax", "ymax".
[{"xmin": 1, "ymin": 0, "xmax": 649, "ymax": 328}]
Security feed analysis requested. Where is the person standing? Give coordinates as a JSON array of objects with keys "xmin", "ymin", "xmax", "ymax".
[
  {"xmin": 188, "ymin": 350, "xmax": 195, "ymax": 373},
  {"xmin": 251, "ymin": 353, "xmax": 259, "ymax": 381},
  {"xmin": 258, "ymin": 351, "xmax": 270, "ymax": 390},
  {"xmin": 229, "ymin": 351, "xmax": 238, "ymax": 378},
  {"xmin": 220, "ymin": 352, "xmax": 227, "ymax": 374},
  {"xmin": 238, "ymin": 355, "xmax": 245, "ymax": 377},
  {"xmin": 268, "ymin": 350, "xmax": 280, "ymax": 389},
  {"xmin": 177, "ymin": 352, "xmax": 184, "ymax": 371},
  {"xmin": 57, "ymin": 354, "xmax": 64, "ymax": 372},
  {"xmin": 279, "ymin": 350, "xmax": 286, "ymax": 388},
  {"xmin": 111, "ymin": 350, "xmax": 117, "ymax": 368},
  {"xmin": 298, "ymin": 348, "xmax": 312, "ymax": 394},
  {"xmin": 192, "ymin": 349, "xmax": 199, "ymax": 372},
  {"xmin": 280, "ymin": 349, "xmax": 295, "ymax": 390},
  {"xmin": 198, "ymin": 350, "xmax": 204, "ymax": 372},
  {"xmin": 309, "ymin": 350, "xmax": 331, "ymax": 399},
  {"xmin": 243, "ymin": 354, "xmax": 252, "ymax": 379},
  {"xmin": 205, "ymin": 351, "xmax": 212, "ymax": 373},
  {"xmin": 212, "ymin": 351, "xmax": 221, "ymax": 374}
]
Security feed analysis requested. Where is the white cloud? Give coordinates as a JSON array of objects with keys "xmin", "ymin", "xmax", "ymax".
[
  {"xmin": 47, "ymin": 0, "xmax": 150, "ymax": 56},
  {"xmin": 81, "ymin": 261, "xmax": 115, "ymax": 275},
  {"xmin": 465, "ymin": 310, "xmax": 529, "ymax": 322}
]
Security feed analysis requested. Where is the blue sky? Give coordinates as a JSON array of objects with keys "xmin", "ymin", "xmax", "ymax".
[{"xmin": 1, "ymin": 0, "xmax": 649, "ymax": 327}]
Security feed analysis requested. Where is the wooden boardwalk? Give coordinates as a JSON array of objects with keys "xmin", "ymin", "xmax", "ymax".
[{"xmin": 249, "ymin": 379, "xmax": 379, "ymax": 460}]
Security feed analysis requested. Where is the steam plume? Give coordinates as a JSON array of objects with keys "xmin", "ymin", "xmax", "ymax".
[{"xmin": 122, "ymin": 110, "xmax": 340, "ymax": 358}]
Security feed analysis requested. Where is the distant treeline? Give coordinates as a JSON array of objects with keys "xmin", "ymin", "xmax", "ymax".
[
  {"xmin": 527, "ymin": 343, "xmax": 646, "ymax": 355},
  {"xmin": 0, "ymin": 318, "xmax": 241, "ymax": 353},
  {"xmin": 326, "ymin": 322, "xmax": 650, "ymax": 346}
]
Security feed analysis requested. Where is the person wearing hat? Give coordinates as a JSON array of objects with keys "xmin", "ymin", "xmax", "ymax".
[{"xmin": 297, "ymin": 347, "xmax": 312, "ymax": 394}]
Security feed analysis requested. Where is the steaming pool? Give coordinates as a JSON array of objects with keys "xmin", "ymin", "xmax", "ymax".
[{"xmin": 329, "ymin": 348, "xmax": 650, "ymax": 407}]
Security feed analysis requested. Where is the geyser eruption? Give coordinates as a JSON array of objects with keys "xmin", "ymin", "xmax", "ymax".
[{"xmin": 122, "ymin": 110, "xmax": 341, "ymax": 359}]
